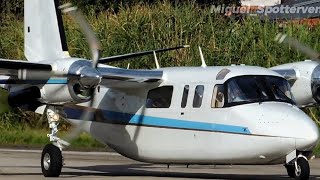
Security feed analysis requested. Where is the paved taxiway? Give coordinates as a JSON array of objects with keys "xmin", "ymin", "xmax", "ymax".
[{"xmin": 0, "ymin": 149, "xmax": 320, "ymax": 180}]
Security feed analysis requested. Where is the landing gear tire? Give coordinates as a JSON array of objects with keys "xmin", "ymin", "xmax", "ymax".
[
  {"xmin": 294, "ymin": 157, "xmax": 310, "ymax": 180},
  {"xmin": 41, "ymin": 144, "xmax": 63, "ymax": 177},
  {"xmin": 285, "ymin": 164, "xmax": 295, "ymax": 178}
]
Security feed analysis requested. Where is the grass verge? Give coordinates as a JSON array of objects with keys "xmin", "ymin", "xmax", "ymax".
[
  {"xmin": 0, "ymin": 127, "xmax": 108, "ymax": 152},
  {"xmin": 315, "ymin": 145, "xmax": 320, "ymax": 157}
]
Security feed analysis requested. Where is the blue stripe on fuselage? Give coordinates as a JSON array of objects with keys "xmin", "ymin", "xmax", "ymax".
[
  {"xmin": 46, "ymin": 79, "xmax": 68, "ymax": 84},
  {"xmin": 64, "ymin": 106, "xmax": 251, "ymax": 135}
]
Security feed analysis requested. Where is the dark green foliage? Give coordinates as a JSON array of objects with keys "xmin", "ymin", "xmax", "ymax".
[
  {"xmin": 0, "ymin": 0, "xmax": 241, "ymax": 18},
  {"xmin": 0, "ymin": 0, "xmax": 24, "ymax": 20},
  {"xmin": 68, "ymin": 0, "xmax": 241, "ymax": 13},
  {"xmin": 0, "ymin": 109, "xmax": 44, "ymax": 129}
]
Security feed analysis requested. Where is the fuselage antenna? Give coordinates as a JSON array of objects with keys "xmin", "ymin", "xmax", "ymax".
[
  {"xmin": 153, "ymin": 51, "xmax": 160, "ymax": 69},
  {"xmin": 199, "ymin": 46, "xmax": 207, "ymax": 68}
]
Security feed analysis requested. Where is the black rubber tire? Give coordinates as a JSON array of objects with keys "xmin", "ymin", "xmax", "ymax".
[
  {"xmin": 41, "ymin": 144, "xmax": 63, "ymax": 177},
  {"xmin": 295, "ymin": 157, "xmax": 310, "ymax": 180},
  {"xmin": 285, "ymin": 164, "xmax": 295, "ymax": 178}
]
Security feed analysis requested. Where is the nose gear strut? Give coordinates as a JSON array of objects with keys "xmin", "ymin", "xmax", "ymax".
[
  {"xmin": 41, "ymin": 106, "xmax": 69, "ymax": 177},
  {"xmin": 46, "ymin": 106, "xmax": 70, "ymax": 150}
]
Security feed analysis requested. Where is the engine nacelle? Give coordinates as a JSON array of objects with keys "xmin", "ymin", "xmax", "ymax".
[
  {"xmin": 39, "ymin": 79, "xmax": 92, "ymax": 104},
  {"xmin": 38, "ymin": 59, "xmax": 94, "ymax": 104},
  {"xmin": 8, "ymin": 58, "xmax": 95, "ymax": 107},
  {"xmin": 8, "ymin": 81, "xmax": 92, "ymax": 110},
  {"xmin": 271, "ymin": 60, "xmax": 320, "ymax": 107}
]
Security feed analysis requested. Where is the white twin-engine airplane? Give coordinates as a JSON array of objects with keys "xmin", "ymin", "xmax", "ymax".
[{"xmin": 0, "ymin": 0, "xmax": 319, "ymax": 179}]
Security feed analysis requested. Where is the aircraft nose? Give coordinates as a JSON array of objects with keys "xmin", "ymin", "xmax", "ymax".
[{"xmin": 295, "ymin": 117, "xmax": 320, "ymax": 151}]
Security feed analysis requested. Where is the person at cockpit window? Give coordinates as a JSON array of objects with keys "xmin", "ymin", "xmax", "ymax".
[
  {"xmin": 228, "ymin": 82, "xmax": 245, "ymax": 103},
  {"xmin": 232, "ymin": 89, "xmax": 244, "ymax": 102}
]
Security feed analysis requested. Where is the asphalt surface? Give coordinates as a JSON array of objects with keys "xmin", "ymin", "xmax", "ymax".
[{"xmin": 0, "ymin": 149, "xmax": 320, "ymax": 180}]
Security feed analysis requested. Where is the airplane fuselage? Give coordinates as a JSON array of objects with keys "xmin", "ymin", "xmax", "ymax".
[{"xmin": 63, "ymin": 65, "xmax": 319, "ymax": 165}]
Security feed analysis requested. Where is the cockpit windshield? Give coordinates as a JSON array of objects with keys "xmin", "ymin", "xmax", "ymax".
[{"xmin": 226, "ymin": 76, "xmax": 295, "ymax": 106}]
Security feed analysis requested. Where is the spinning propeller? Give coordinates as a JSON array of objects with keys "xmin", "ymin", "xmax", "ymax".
[
  {"xmin": 274, "ymin": 33, "xmax": 320, "ymax": 105},
  {"xmin": 60, "ymin": 3, "xmax": 102, "ymax": 90},
  {"xmin": 57, "ymin": 3, "xmax": 103, "ymax": 148},
  {"xmin": 275, "ymin": 33, "xmax": 320, "ymax": 61}
]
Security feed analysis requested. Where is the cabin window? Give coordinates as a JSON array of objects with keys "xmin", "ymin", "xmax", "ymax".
[
  {"xmin": 181, "ymin": 85, "xmax": 189, "ymax": 108},
  {"xmin": 193, "ymin": 85, "xmax": 204, "ymax": 108},
  {"xmin": 146, "ymin": 86, "xmax": 173, "ymax": 108},
  {"xmin": 212, "ymin": 85, "xmax": 225, "ymax": 108}
]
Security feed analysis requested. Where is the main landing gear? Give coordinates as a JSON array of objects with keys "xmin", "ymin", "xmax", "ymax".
[
  {"xmin": 41, "ymin": 106, "xmax": 69, "ymax": 177},
  {"xmin": 285, "ymin": 153, "xmax": 310, "ymax": 180}
]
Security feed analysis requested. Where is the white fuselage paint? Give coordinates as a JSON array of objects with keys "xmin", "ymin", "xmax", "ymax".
[{"xmin": 54, "ymin": 66, "xmax": 320, "ymax": 165}]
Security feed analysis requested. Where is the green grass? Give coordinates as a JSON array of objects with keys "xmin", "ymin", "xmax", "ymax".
[
  {"xmin": 0, "ymin": 124, "xmax": 106, "ymax": 151},
  {"xmin": 0, "ymin": 112, "xmax": 106, "ymax": 151},
  {"xmin": 0, "ymin": 89, "xmax": 9, "ymax": 114},
  {"xmin": 314, "ymin": 144, "xmax": 320, "ymax": 157}
]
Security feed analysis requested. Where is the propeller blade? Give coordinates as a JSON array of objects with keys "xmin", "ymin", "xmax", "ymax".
[
  {"xmin": 62, "ymin": 90, "xmax": 96, "ymax": 148},
  {"xmin": 60, "ymin": 3, "xmax": 101, "ymax": 68},
  {"xmin": 275, "ymin": 33, "xmax": 320, "ymax": 61}
]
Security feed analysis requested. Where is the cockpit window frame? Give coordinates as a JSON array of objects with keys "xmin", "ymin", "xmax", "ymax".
[{"xmin": 222, "ymin": 75, "xmax": 295, "ymax": 108}]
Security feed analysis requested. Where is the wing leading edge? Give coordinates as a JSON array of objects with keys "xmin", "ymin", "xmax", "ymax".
[
  {"xmin": 98, "ymin": 67, "xmax": 163, "ymax": 88},
  {"xmin": 0, "ymin": 59, "xmax": 163, "ymax": 88},
  {"xmin": 0, "ymin": 59, "xmax": 52, "ymax": 78},
  {"xmin": 0, "ymin": 44, "xmax": 187, "ymax": 87},
  {"xmin": 99, "ymin": 45, "xmax": 189, "ymax": 63}
]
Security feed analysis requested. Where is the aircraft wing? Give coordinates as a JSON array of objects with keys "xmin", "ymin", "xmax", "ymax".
[
  {"xmin": 99, "ymin": 45, "xmax": 189, "ymax": 63},
  {"xmin": 0, "ymin": 43, "xmax": 186, "ymax": 89},
  {"xmin": 97, "ymin": 67, "xmax": 163, "ymax": 88},
  {"xmin": 0, "ymin": 59, "xmax": 54, "ymax": 88},
  {"xmin": 0, "ymin": 58, "xmax": 163, "ymax": 89},
  {"xmin": 0, "ymin": 58, "xmax": 52, "ymax": 77},
  {"xmin": 95, "ymin": 45, "xmax": 189, "ymax": 88}
]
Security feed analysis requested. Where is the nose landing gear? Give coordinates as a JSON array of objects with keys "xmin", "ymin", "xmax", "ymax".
[
  {"xmin": 41, "ymin": 106, "xmax": 69, "ymax": 177},
  {"xmin": 41, "ymin": 144, "xmax": 63, "ymax": 177},
  {"xmin": 285, "ymin": 155, "xmax": 310, "ymax": 180}
]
